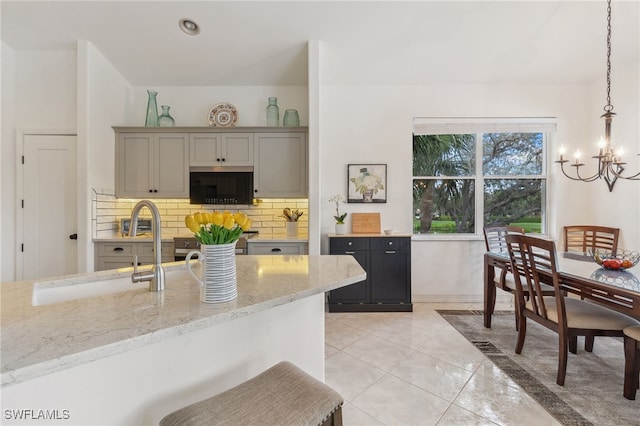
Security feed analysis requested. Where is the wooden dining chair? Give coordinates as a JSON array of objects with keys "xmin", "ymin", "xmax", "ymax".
[
  {"xmin": 484, "ymin": 226, "xmax": 525, "ymax": 289},
  {"xmin": 623, "ymin": 326, "xmax": 640, "ymax": 400},
  {"xmin": 483, "ymin": 226, "xmax": 554, "ymax": 329},
  {"xmin": 505, "ymin": 234, "xmax": 640, "ymax": 386},
  {"xmin": 563, "ymin": 225, "xmax": 620, "ymax": 254}
]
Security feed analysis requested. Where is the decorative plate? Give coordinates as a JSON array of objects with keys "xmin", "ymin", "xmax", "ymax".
[{"xmin": 208, "ymin": 102, "xmax": 238, "ymax": 127}]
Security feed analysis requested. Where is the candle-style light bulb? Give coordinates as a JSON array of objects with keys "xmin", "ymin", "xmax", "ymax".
[
  {"xmin": 598, "ymin": 137, "xmax": 605, "ymax": 156},
  {"xmin": 559, "ymin": 145, "xmax": 566, "ymax": 161},
  {"xmin": 574, "ymin": 150, "xmax": 582, "ymax": 165}
]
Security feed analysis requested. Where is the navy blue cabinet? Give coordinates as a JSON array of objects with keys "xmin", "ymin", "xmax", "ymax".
[{"xmin": 328, "ymin": 235, "xmax": 412, "ymax": 312}]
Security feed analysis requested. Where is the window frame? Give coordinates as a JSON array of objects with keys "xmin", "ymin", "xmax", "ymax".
[{"xmin": 412, "ymin": 118, "xmax": 556, "ymax": 240}]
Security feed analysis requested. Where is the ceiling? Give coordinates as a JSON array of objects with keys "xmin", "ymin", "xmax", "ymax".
[{"xmin": 2, "ymin": 1, "xmax": 639, "ymax": 87}]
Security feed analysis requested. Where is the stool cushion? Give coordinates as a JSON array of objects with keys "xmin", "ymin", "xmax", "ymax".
[{"xmin": 159, "ymin": 361, "xmax": 343, "ymax": 426}]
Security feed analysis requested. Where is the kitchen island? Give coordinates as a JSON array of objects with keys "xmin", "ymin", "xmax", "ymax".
[{"xmin": 1, "ymin": 255, "xmax": 365, "ymax": 425}]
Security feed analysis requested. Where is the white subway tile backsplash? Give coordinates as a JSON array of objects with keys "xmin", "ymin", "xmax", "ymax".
[{"xmin": 92, "ymin": 192, "xmax": 308, "ymax": 238}]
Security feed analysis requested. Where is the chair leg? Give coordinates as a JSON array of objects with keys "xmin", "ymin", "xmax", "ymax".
[
  {"xmin": 585, "ymin": 335, "xmax": 595, "ymax": 352},
  {"xmin": 557, "ymin": 334, "xmax": 568, "ymax": 386},
  {"xmin": 569, "ymin": 335, "xmax": 578, "ymax": 354},
  {"xmin": 515, "ymin": 316, "xmax": 526, "ymax": 354},
  {"xmin": 623, "ymin": 335, "xmax": 639, "ymax": 400},
  {"xmin": 320, "ymin": 406, "xmax": 343, "ymax": 426},
  {"xmin": 513, "ymin": 297, "xmax": 520, "ymax": 331}
]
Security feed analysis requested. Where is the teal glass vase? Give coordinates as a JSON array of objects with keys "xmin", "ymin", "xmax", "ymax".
[
  {"xmin": 283, "ymin": 109, "xmax": 300, "ymax": 127},
  {"xmin": 158, "ymin": 105, "xmax": 175, "ymax": 127},
  {"xmin": 266, "ymin": 97, "xmax": 279, "ymax": 127},
  {"xmin": 145, "ymin": 90, "xmax": 159, "ymax": 127}
]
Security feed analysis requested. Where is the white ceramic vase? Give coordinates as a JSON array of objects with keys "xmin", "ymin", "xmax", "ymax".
[
  {"xmin": 185, "ymin": 243, "xmax": 237, "ymax": 303},
  {"xmin": 286, "ymin": 221, "xmax": 299, "ymax": 237},
  {"xmin": 335, "ymin": 223, "xmax": 347, "ymax": 235}
]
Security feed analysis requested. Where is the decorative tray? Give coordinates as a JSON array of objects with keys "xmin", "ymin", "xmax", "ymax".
[{"xmin": 208, "ymin": 102, "xmax": 238, "ymax": 127}]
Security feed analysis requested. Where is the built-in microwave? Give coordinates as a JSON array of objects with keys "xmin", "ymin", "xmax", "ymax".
[{"xmin": 189, "ymin": 167, "xmax": 254, "ymax": 205}]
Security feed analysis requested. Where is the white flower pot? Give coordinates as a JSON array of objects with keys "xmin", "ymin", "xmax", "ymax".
[
  {"xmin": 286, "ymin": 221, "xmax": 299, "ymax": 237},
  {"xmin": 335, "ymin": 223, "xmax": 347, "ymax": 235}
]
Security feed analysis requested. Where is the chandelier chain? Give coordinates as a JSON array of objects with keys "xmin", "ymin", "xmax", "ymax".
[
  {"xmin": 555, "ymin": 0, "xmax": 640, "ymax": 191},
  {"xmin": 604, "ymin": 0, "xmax": 613, "ymax": 112}
]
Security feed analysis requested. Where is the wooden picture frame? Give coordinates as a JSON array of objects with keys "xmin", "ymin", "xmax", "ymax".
[{"xmin": 347, "ymin": 164, "xmax": 387, "ymax": 203}]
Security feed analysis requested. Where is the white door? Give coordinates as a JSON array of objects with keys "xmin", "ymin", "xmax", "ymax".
[{"xmin": 22, "ymin": 134, "xmax": 77, "ymax": 280}]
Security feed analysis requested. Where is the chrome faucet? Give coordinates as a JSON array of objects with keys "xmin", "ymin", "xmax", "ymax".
[{"xmin": 128, "ymin": 200, "xmax": 165, "ymax": 292}]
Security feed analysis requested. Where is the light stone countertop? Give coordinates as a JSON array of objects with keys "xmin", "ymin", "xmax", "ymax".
[
  {"xmin": 92, "ymin": 234, "xmax": 174, "ymax": 243},
  {"xmin": 1, "ymin": 255, "xmax": 365, "ymax": 387},
  {"xmin": 92, "ymin": 234, "xmax": 309, "ymax": 243},
  {"xmin": 327, "ymin": 233, "xmax": 413, "ymax": 238},
  {"xmin": 246, "ymin": 234, "xmax": 309, "ymax": 243}
]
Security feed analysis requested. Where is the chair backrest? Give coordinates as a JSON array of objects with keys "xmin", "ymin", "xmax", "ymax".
[
  {"xmin": 483, "ymin": 226, "xmax": 525, "ymax": 253},
  {"xmin": 505, "ymin": 234, "xmax": 563, "ymax": 322},
  {"xmin": 563, "ymin": 225, "xmax": 619, "ymax": 254}
]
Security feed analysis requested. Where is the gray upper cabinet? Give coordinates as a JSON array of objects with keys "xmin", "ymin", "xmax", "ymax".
[
  {"xmin": 189, "ymin": 133, "xmax": 254, "ymax": 167},
  {"xmin": 254, "ymin": 132, "xmax": 307, "ymax": 198},
  {"xmin": 114, "ymin": 127, "xmax": 307, "ymax": 200},
  {"xmin": 115, "ymin": 132, "xmax": 189, "ymax": 198}
]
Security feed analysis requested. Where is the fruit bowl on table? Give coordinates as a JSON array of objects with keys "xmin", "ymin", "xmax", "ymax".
[{"xmin": 589, "ymin": 249, "xmax": 640, "ymax": 270}]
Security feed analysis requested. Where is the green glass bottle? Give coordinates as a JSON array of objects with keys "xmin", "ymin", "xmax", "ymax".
[{"xmin": 145, "ymin": 90, "xmax": 159, "ymax": 127}]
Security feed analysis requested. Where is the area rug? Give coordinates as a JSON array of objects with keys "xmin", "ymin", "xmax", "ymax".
[{"xmin": 438, "ymin": 310, "xmax": 639, "ymax": 426}]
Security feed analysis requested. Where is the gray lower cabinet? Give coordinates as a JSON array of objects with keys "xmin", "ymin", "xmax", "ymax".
[
  {"xmin": 247, "ymin": 241, "xmax": 308, "ymax": 255},
  {"xmin": 94, "ymin": 241, "xmax": 175, "ymax": 271},
  {"xmin": 328, "ymin": 235, "xmax": 412, "ymax": 312}
]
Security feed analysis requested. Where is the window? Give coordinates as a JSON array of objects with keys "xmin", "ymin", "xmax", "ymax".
[{"xmin": 412, "ymin": 118, "xmax": 555, "ymax": 236}]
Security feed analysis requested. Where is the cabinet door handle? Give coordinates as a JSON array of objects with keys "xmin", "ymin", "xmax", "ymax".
[
  {"xmin": 345, "ymin": 251, "xmax": 355, "ymax": 254},
  {"xmin": 113, "ymin": 247, "xmax": 124, "ymax": 252},
  {"xmin": 271, "ymin": 248, "xmax": 282, "ymax": 252},
  {"xmin": 217, "ymin": 158, "xmax": 221, "ymax": 162},
  {"xmin": 385, "ymin": 250, "xmax": 397, "ymax": 254},
  {"xmin": 149, "ymin": 189, "xmax": 153, "ymax": 193}
]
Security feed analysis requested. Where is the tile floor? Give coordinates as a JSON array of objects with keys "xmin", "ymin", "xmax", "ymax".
[{"xmin": 324, "ymin": 303, "xmax": 562, "ymax": 426}]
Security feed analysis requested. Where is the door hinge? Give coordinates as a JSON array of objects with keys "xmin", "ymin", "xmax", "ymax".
[
  {"xmin": 21, "ymin": 155, "xmax": 24, "ymax": 164},
  {"xmin": 21, "ymin": 199, "xmax": 24, "ymax": 208},
  {"xmin": 21, "ymin": 244, "xmax": 24, "ymax": 252}
]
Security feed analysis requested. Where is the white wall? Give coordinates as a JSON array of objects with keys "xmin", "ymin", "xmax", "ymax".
[
  {"xmin": 317, "ymin": 75, "xmax": 639, "ymax": 301},
  {"xmin": 122, "ymin": 86, "xmax": 308, "ymax": 128},
  {"xmin": 1, "ymin": 42, "xmax": 16, "ymax": 281},
  {"xmin": 1, "ymin": 49, "xmax": 77, "ymax": 281},
  {"xmin": 2, "ymin": 45, "xmax": 638, "ymax": 297},
  {"xmin": 77, "ymin": 41, "xmax": 132, "ymax": 272},
  {"xmin": 584, "ymin": 59, "xmax": 640, "ymax": 250}
]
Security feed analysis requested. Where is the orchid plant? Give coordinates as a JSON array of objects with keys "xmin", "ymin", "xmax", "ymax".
[{"xmin": 329, "ymin": 194, "xmax": 347, "ymax": 224}]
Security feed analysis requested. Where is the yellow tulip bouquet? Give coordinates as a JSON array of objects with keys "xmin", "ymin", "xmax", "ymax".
[{"xmin": 185, "ymin": 211, "xmax": 252, "ymax": 245}]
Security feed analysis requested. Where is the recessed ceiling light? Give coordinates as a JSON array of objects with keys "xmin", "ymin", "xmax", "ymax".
[{"xmin": 179, "ymin": 18, "xmax": 200, "ymax": 36}]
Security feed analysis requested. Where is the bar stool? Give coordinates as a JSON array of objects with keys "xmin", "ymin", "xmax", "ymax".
[
  {"xmin": 623, "ymin": 325, "xmax": 640, "ymax": 400},
  {"xmin": 159, "ymin": 361, "xmax": 343, "ymax": 426}
]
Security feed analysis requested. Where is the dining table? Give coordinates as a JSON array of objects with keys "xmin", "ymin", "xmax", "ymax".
[{"xmin": 484, "ymin": 251, "xmax": 640, "ymax": 329}]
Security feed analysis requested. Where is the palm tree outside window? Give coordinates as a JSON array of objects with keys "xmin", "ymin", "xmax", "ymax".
[{"xmin": 412, "ymin": 118, "xmax": 555, "ymax": 236}]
